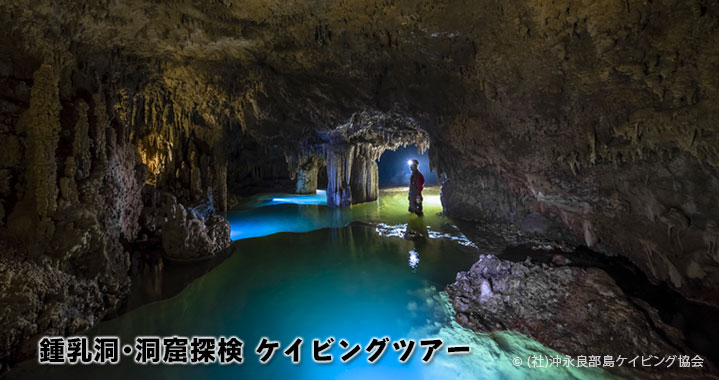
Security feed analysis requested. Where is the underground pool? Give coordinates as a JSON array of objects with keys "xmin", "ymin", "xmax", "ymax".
[{"xmin": 7, "ymin": 187, "xmax": 619, "ymax": 380}]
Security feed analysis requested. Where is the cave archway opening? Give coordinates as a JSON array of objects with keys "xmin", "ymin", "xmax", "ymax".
[
  {"xmin": 317, "ymin": 111, "xmax": 432, "ymax": 207},
  {"xmin": 226, "ymin": 135, "xmax": 296, "ymax": 198},
  {"xmin": 317, "ymin": 162, "xmax": 328, "ymax": 190},
  {"xmin": 377, "ymin": 145, "xmax": 439, "ymax": 189}
]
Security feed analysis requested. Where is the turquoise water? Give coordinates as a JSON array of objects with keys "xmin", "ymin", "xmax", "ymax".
[
  {"xmin": 226, "ymin": 188, "xmax": 446, "ymax": 240},
  {"xmin": 10, "ymin": 188, "xmax": 619, "ymax": 380}
]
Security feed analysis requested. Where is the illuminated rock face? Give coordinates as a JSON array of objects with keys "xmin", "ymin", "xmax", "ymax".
[
  {"xmin": 324, "ymin": 144, "xmax": 354, "ymax": 208},
  {"xmin": 0, "ymin": 52, "xmax": 232, "ymax": 364},
  {"xmin": 320, "ymin": 112, "xmax": 428, "ymax": 207},
  {"xmin": 445, "ymin": 254, "xmax": 712, "ymax": 379},
  {"xmin": 295, "ymin": 166, "xmax": 319, "ymax": 195},
  {"xmin": 290, "ymin": 153, "xmax": 323, "ymax": 195},
  {"xmin": 350, "ymin": 151, "xmax": 379, "ymax": 205},
  {"xmin": 322, "ymin": 143, "xmax": 380, "ymax": 207},
  {"xmin": 0, "ymin": 63, "xmax": 150, "ymax": 364}
]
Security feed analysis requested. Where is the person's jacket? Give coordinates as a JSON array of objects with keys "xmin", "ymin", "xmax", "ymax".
[{"xmin": 409, "ymin": 170, "xmax": 425, "ymax": 196}]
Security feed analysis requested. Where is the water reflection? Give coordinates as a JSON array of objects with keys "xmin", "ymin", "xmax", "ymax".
[
  {"xmin": 408, "ymin": 249, "xmax": 420, "ymax": 269},
  {"xmin": 227, "ymin": 187, "xmax": 448, "ymax": 241},
  {"xmin": 9, "ymin": 225, "xmax": 619, "ymax": 380},
  {"xmin": 9, "ymin": 185, "xmax": 629, "ymax": 380}
]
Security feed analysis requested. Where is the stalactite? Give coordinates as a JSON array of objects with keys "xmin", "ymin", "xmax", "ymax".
[
  {"xmin": 189, "ymin": 147, "xmax": 202, "ymax": 197},
  {"xmin": 317, "ymin": 111, "xmax": 430, "ymax": 207},
  {"xmin": 350, "ymin": 153, "xmax": 378, "ymax": 203},
  {"xmin": 213, "ymin": 161, "xmax": 228, "ymax": 212},
  {"xmin": 92, "ymin": 92, "xmax": 108, "ymax": 165},
  {"xmin": 7, "ymin": 63, "xmax": 61, "ymax": 244},
  {"xmin": 350, "ymin": 143, "xmax": 381, "ymax": 204},
  {"xmin": 324, "ymin": 144, "xmax": 355, "ymax": 207},
  {"xmin": 72, "ymin": 100, "xmax": 91, "ymax": 180}
]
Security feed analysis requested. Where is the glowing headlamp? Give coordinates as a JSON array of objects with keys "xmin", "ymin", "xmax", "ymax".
[{"xmin": 407, "ymin": 160, "xmax": 413, "ymax": 165}]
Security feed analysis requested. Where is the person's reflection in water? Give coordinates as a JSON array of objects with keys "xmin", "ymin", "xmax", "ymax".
[
  {"xmin": 405, "ymin": 211, "xmax": 429, "ymax": 271},
  {"xmin": 405, "ymin": 215, "xmax": 429, "ymax": 241}
]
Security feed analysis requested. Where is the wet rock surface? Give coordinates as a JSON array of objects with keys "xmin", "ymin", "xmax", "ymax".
[
  {"xmin": 0, "ymin": 66, "xmax": 146, "ymax": 366},
  {"xmin": 160, "ymin": 201, "xmax": 231, "ymax": 262},
  {"xmin": 0, "ymin": 35, "xmax": 232, "ymax": 368},
  {"xmin": 446, "ymin": 254, "xmax": 719, "ymax": 379},
  {"xmin": 140, "ymin": 188, "xmax": 231, "ymax": 261}
]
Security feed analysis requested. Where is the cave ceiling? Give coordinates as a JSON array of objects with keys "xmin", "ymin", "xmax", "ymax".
[{"xmin": 5, "ymin": 0, "xmax": 718, "ymax": 167}]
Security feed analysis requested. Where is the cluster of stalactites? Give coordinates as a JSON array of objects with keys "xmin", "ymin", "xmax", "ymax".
[
  {"xmin": 349, "ymin": 142, "xmax": 380, "ymax": 204},
  {"xmin": 287, "ymin": 111, "xmax": 430, "ymax": 206},
  {"xmin": 326, "ymin": 111, "xmax": 430, "ymax": 151},
  {"xmin": 321, "ymin": 142, "xmax": 386, "ymax": 207},
  {"xmin": 126, "ymin": 87, "xmax": 229, "ymax": 212},
  {"xmin": 323, "ymin": 143, "xmax": 355, "ymax": 207}
]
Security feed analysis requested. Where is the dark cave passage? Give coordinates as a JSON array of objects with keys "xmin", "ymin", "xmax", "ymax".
[{"xmin": 378, "ymin": 145, "xmax": 438, "ymax": 189}]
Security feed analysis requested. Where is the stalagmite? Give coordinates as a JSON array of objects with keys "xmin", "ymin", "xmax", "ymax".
[{"xmin": 7, "ymin": 64, "xmax": 61, "ymax": 244}]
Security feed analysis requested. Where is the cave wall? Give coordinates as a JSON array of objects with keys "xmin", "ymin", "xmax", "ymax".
[
  {"xmin": 289, "ymin": 152, "xmax": 324, "ymax": 195},
  {"xmin": 422, "ymin": 0, "xmax": 719, "ymax": 305},
  {"xmin": 0, "ymin": 56, "xmax": 148, "ymax": 364},
  {"xmin": 227, "ymin": 135, "xmax": 296, "ymax": 196},
  {"xmin": 0, "ymin": 3, "xmax": 241, "ymax": 365}
]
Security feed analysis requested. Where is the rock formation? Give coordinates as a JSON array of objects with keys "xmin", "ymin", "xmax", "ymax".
[
  {"xmin": 141, "ymin": 189, "xmax": 231, "ymax": 262},
  {"xmin": 316, "ymin": 111, "xmax": 429, "ymax": 207},
  {"xmin": 0, "ymin": 62, "xmax": 149, "ymax": 365},
  {"xmin": 292, "ymin": 154, "xmax": 323, "ymax": 195},
  {"xmin": 0, "ymin": 3, "xmax": 231, "ymax": 367},
  {"xmin": 446, "ymin": 254, "xmax": 718, "ymax": 379}
]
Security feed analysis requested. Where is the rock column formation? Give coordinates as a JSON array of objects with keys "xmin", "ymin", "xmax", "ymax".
[
  {"xmin": 322, "ymin": 142, "xmax": 381, "ymax": 207},
  {"xmin": 317, "ymin": 112, "xmax": 429, "ymax": 207},
  {"xmin": 289, "ymin": 152, "xmax": 323, "ymax": 195},
  {"xmin": 349, "ymin": 143, "xmax": 381, "ymax": 204},
  {"xmin": 0, "ymin": 61, "xmax": 149, "ymax": 365},
  {"xmin": 324, "ymin": 144, "xmax": 355, "ymax": 207}
]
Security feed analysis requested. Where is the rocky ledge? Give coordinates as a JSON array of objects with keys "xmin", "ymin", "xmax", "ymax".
[
  {"xmin": 139, "ymin": 188, "xmax": 231, "ymax": 262},
  {"xmin": 446, "ymin": 255, "xmax": 718, "ymax": 379}
]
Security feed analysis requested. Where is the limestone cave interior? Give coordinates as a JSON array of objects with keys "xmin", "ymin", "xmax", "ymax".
[{"xmin": 1, "ymin": 0, "xmax": 718, "ymax": 379}]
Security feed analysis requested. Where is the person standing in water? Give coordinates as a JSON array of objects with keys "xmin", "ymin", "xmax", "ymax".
[{"xmin": 408, "ymin": 159, "xmax": 425, "ymax": 216}]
